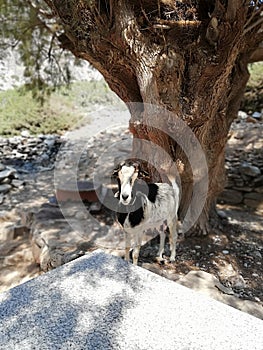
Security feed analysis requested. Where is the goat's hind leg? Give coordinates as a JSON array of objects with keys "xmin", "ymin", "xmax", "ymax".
[
  {"xmin": 168, "ymin": 220, "xmax": 178, "ymax": 262},
  {"xmin": 156, "ymin": 225, "xmax": 166, "ymax": 263}
]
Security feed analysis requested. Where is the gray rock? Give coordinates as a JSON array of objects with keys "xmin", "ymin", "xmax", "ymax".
[
  {"xmin": 254, "ymin": 175, "xmax": 263, "ymax": 186},
  {"xmin": 11, "ymin": 179, "xmax": 24, "ymax": 188},
  {"xmin": 1, "ymin": 177, "xmax": 11, "ymax": 185},
  {"xmin": 21, "ymin": 130, "xmax": 30, "ymax": 138},
  {"xmin": 0, "ymin": 163, "xmax": 6, "ymax": 171},
  {"xmin": 44, "ymin": 138, "xmax": 55, "ymax": 148},
  {"xmin": 244, "ymin": 192, "xmax": 263, "ymax": 201},
  {"xmin": 229, "ymin": 275, "xmax": 246, "ymax": 290},
  {"xmin": 240, "ymin": 162, "xmax": 261, "ymax": 177},
  {"xmin": 0, "ymin": 184, "xmax": 12, "ymax": 194},
  {"xmin": 252, "ymin": 111, "xmax": 262, "ymax": 119},
  {"xmin": 244, "ymin": 198, "xmax": 263, "ymax": 209},
  {"xmin": 218, "ymin": 189, "xmax": 243, "ymax": 204},
  {"xmin": 9, "ymin": 136, "xmax": 21, "ymax": 145},
  {"xmin": 255, "ymin": 186, "xmax": 263, "ymax": 193},
  {"xmin": 217, "ymin": 210, "xmax": 228, "ymax": 219},
  {"xmin": 0, "ymin": 168, "xmax": 16, "ymax": 181},
  {"xmin": 238, "ymin": 110, "xmax": 248, "ymax": 120}
]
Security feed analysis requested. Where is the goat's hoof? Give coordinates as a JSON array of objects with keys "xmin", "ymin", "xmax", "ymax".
[{"xmin": 155, "ymin": 256, "xmax": 165, "ymax": 265}]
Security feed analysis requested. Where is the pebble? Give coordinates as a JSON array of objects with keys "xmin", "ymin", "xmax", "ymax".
[
  {"xmin": 11, "ymin": 179, "xmax": 24, "ymax": 188},
  {"xmin": 217, "ymin": 210, "xmax": 228, "ymax": 219},
  {"xmin": 222, "ymin": 250, "xmax": 229, "ymax": 255},
  {"xmin": 21, "ymin": 130, "xmax": 31, "ymax": 138},
  {"xmin": 0, "ymin": 168, "xmax": 16, "ymax": 181},
  {"xmin": 240, "ymin": 162, "xmax": 261, "ymax": 177},
  {"xmin": 0, "ymin": 184, "xmax": 12, "ymax": 194},
  {"xmin": 238, "ymin": 111, "xmax": 248, "ymax": 120},
  {"xmin": 252, "ymin": 111, "xmax": 262, "ymax": 119},
  {"xmin": 75, "ymin": 211, "xmax": 88, "ymax": 220}
]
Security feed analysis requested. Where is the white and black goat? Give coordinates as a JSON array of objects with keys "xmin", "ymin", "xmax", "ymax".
[{"xmin": 112, "ymin": 161, "xmax": 180, "ymax": 265}]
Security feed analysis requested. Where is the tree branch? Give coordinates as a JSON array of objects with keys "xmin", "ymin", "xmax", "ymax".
[
  {"xmin": 249, "ymin": 45, "xmax": 263, "ymax": 63},
  {"xmin": 226, "ymin": 0, "xmax": 239, "ymax": 22},
  {"xmin": 244, "ymin": 3, "xmax": 263, "ymax": 32},
  {"xmin": 244, "ymin": 15, "xmax": 263, "ymax": 34}
]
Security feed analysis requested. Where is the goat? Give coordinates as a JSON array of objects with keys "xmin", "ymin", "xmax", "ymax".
[{"xmin": 112, "ymin": 161, "xmax": 180, "ymax": 265}]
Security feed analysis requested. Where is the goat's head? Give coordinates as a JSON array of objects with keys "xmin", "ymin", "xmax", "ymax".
[{"xmin": 112, "ymin": 161, "xmax": 149, "ymax": 205}]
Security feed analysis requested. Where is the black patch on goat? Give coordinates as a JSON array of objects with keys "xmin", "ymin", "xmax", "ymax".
[
  {"xmin": 129, "ymin": 206, "xmax": 144, "ymax": 227},
  {"xmin": 117, "ymin": 212, "xmax": 128, "ymax": 226},
  {"xmin": 147, "ymin": 183, "xmax": 159, "ymax": 203},
  {"xmin": 131, "ymin": 181, "xmax": 158, "ymax": 204},
  {"xmin": 117, "ymin": 196, "xmax": 145, "ymax": 228}
]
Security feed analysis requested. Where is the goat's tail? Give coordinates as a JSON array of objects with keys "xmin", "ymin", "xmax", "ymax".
[
  {"xmin": 167, "ymin": 173, "xmax": 180, "ymax": 200},
  {"xmin": 159, "ymin": 164, "xmax": 181, "ymax": 202}
]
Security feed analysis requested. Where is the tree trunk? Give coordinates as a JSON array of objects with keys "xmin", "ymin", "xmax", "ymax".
[{"xmin": 48, "ymin": 0, "xmax": 263, "ymax": 235}]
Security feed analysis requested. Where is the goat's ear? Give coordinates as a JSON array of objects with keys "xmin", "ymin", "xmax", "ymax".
[
  {"xmin": 114, "ymin": 191, "xmax": 120, "ymax": 198},
  {"xmin": 139, "ymin": 168, "xmax": 150, "ymax": 179},
  {"xmin": 112, "ymin": 161, "xmax": 126, "ymax": 178},
  {"xmin": 132, "ymin": 162, "xmax": 139, "ymax": 172},
  {"xmin": 112, "ymin": 166, "xmax": 120, "ymax": 178}
]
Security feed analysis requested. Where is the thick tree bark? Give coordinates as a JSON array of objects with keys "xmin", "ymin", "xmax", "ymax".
[{"xmin": 47, "ymin": 0, "xmax": 263, "ymax": 235}]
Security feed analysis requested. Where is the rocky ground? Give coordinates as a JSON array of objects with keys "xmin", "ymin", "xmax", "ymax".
[{"xmin": 0, "ymin": 107, "xmax": 262, "ymax": 319}]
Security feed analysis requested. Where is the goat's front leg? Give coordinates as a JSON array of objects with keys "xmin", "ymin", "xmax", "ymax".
[
  {"xmin": 124, "ymin": 231, "xmax": 131, "ymax": 262},
  {"xmin": 132, "ymin": 230, "xmax": 143, "ymax": 265}
]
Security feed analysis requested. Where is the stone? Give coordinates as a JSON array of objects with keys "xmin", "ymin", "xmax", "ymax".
[
  {"xmin": 218, "ymin": 189, "xmax": 243, "ymax": 204},
  {"xmin": 13, "ymin": 225, "xmax": 30, "ymax": 238},
  {"xmin": 0, "ymin": 184, "xmax": 12, "ymax": 194},
  {"xmin": 177, "ymin": 270, "xmax": 263, "ymax": 319},
  {"xmin": 44, "ymin": 138, "xmax": 55, "ymax": 148},
  {"xmin": 1, "ymin": 252, "xmax": 263, "ymax": 349},
  {"xmin": 233, "ymin": 186, "xmax": 252, "ymax": 192},
  {"xmin": 9, "ymin": 137, "xmax": 20, "ymax": 145},
  {"xmin": 252, "ymin": 111, "xmax": 262, "ymax": 119},
  {"xmin": 217, "ymin": 210, "xmax": 228, "ymax": 219},
  {"xmin": 0, "ymin": 222, "xmax": 15, "ymax": 241},
  {"xmin": 229, "ymin": 275, "xmax": 246, "ymax": 290},
  {"xmin": 11, "ymin": 179, "xmax": 24, "ymax": 188},
  {"xmin": 0, "ymin": 163, "xmax": 6, "ymax": 171},
  {"xmin": 1, "ymin": 177, "xmax": 11, "ymax": 185},
  {"xmin": 0, "ymin": 168, "xmax": 16, "ymax": 181},
  {"xmin": 238, "ymin": 110, "xmax": 248, "ymax": 120},
  {"xmin": 21, "ymin": 130, "xmax": 30, "ymax": 138},
  {"xmin": 244, "ymin": 192, "xmax": 263, "ymax": 201},
  {"xmin": 240, "ymin": 162, "xmax": 261, "ymax": 177},
  {"xmin": 234, "ymin": 131, "xmax": 245, "ymax": 139},
  {"xmin": 255, "ymin": 186, "xmax": 263, "ymax": 193},
  {"xmin": 246, "ymin": 116, "xmax": 258, "ymax": 123},
  {"xmin": 244, "ymin": 199, "xmax": 263, "ymax": 210}
]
